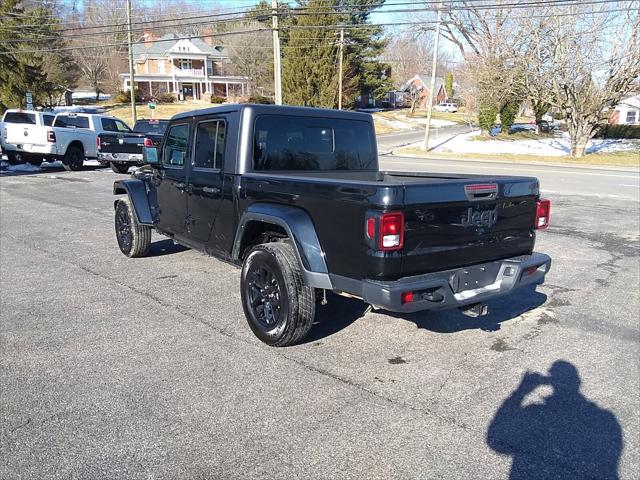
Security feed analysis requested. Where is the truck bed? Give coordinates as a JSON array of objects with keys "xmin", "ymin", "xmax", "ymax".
[{"xmin": 241, "ymin": 170, "xmax": 539, "ymax": 280}]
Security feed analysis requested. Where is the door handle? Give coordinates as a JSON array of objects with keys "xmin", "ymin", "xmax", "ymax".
[{"xmin": 203, "ymin": 186, "xmax": 220, "ymax": 194}]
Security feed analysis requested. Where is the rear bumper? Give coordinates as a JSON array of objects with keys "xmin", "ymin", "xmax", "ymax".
[
  {"xmin": 355, "ymin": 252, "xmax": 551, "ymax": 313},
  {"xmin": 98, "ymin": 152, "xmax": 143, "ymax": 164},
  {"xmin": 5, "ymin": 143, "xmax": 57, "ymax": 156}
]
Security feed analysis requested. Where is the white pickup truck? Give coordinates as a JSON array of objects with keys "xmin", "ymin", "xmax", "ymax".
[
  {"xmin": 1, "ymin": 110, "xmax": 57, "ymax": 165},
  {"xmin": 1, "ymin": 110, "xmax": 131, "ymax": 171}
]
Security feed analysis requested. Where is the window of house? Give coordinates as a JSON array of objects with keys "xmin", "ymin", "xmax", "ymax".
[
  {"xmin": 193, "ymin": 120, "xmax": 226, "ymax": 169},
  {"xmin": 180, "ymin": 59, "xmax": 192, "ymax": 70},
  {"xmin": 162, "ymin": 123, "xmax": 189, "ymax": 167},
  {"xmin": 158, "ymin": 60, "xmax": 165, "ymax": 73},
  {"xmin": 626, "ymin": 110, "xmax": 639, "ymax": 124}
]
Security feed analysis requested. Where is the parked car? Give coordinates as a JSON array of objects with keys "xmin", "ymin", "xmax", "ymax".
[
  {"xmin": 98, "ymin": 119, "xmax": 169, "ymax": 173},
  {"xmin": 509, "ymin": 123, "xmax": 537, "ymax": 134},
  {"xmin": 113, "ymin": 104, "xmax": 551, "ymax": 347},
  {"xmin": 1, "ymin": 109, "xmax": 57, "ymax": 165},
  {"xmin": 433, "ymin": 102, "xmax": 458, "ymax": 113}
]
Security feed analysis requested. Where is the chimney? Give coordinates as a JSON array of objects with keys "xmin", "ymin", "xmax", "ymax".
[
  {"xmin": 144, "ymin": 29, "xmax": 155, "ymax": 48},
  {"xmin": 202, "ymin": 26, "xmax": 214, "ymax": 46}
]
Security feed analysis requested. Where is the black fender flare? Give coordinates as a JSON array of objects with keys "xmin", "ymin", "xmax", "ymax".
[
  {"xmin": 113, "ymin": 179, "xmax": 154, "ymax": 225},
  {"xmin": 232, "ymin": 203, "xmax": 332, "ymax": 289}
]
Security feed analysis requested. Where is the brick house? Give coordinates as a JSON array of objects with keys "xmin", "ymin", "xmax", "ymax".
[
  {"xmin": 608, "ymin": 94, "xmax": 640, "ymax": 125},
  {"xmin": 399, "ymin": 74, "xmax": 448, "ymax": 108},
  {"xmin": 121, "ymin": 32, "xmax": 249, "ymax": 101}
]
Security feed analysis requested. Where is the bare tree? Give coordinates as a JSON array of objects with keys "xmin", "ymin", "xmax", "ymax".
[
  {"xmin": 521, "ymin": 3, "xmax": 640, "ymax": 157},
  {"xmin": 224, "ymin": 23, "xmax": 274, "ymax": 97}
]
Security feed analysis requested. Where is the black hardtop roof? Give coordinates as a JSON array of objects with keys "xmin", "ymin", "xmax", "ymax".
[{"xmin": 170, "ymin": 104, "xmax": 372, "ymax": 122}]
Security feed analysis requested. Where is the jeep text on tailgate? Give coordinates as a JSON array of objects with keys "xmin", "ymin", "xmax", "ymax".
[{"xmin": 113, "ymin": 104, "xmax": 551, "ymax": 346}]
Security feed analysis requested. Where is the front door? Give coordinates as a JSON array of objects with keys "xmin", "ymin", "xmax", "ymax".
[
  {"xmin": 182, "ymin": 84, "xmax": 193, "ymax": 100},
  {"xmin": 186, "ymin": 118, "xmax": 227, "ymax": 244},
  {"xmin": 154, "ymin": 122, "xmax": 190, "ymax": 235}
]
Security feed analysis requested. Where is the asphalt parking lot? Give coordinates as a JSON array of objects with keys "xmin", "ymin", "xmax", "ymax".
[{"xmin": 1, "ymin": 162, "xmax": 639, "ymax": 479}]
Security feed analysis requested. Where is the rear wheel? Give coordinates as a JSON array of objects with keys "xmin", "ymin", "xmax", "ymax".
[
  {"xmin": 62, "ymin": 145, "xmax": 84, "ymax": 171},
  {"xmin": 5, "ymin": 151, "xmax": 20, "ymax": 165},
  {"xmin": 115, "ymin": 198, "xmax": 151, "ymax": 257},
  {"xmin": 110, "ymin": 162, "xmax": 131, "ymax": 174},
  {"xmin": 241, "ymin": 242, "xmax": 315, "ymax": 346}
]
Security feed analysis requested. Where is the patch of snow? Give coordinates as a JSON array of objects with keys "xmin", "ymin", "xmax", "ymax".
[
  {"xmin": 432, "ymin": 131, "xmax": 640, "ymax": 156},
  {"xmin": 6, "ymin": 163, "xmax": 41, "ymax": 172},
  {"xmin": 375, "ymin": 116, "xmax": 415, "ymax": 131},
  {"xmin": 359, "ymin": 108, "xmax": 384, "ymax": 112},
  {"xmin": 71, "ymin": 91, "xmax": 110, "ymax": 100},
  {"xmin": 41, "ymin": 160, "xmax": 63, "ymax": 169},
  {"xmin": 84, "ymin": 159, "xmax": 102, "ymax": 166}
]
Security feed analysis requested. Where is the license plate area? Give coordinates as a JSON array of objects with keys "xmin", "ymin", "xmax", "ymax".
[{"xmin": 449, "ymin": 263, "xmax": 501, "ymax": 293}]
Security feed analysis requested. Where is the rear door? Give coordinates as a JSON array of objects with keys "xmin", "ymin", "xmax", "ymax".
[
  {"xmin": 154, "ymin": 122, "xmax": 191, "ymax": 235},
  {"xmin": 186, "ymin": 117, "xmax": 227, "ymax": 244}
]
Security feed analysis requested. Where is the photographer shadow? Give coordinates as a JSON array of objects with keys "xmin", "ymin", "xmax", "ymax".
[{"xmin": 487, "ymin": 361, "xmax": 623, "ymax": 479}]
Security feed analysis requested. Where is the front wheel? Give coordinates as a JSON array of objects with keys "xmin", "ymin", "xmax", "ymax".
[
  {"xmin": 241, "ymin": 242, "xmax": 315, "ymax": 346},
  {"xmin": 110, "ymin": 162, "xmax": 131, "ymax": 174},
  {"xmin": 115, "ymin": 198, "xmax": 151, "ymax": 257}
]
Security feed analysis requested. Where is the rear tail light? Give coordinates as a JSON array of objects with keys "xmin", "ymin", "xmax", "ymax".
[
  {"xmin": 143, "ymin": 137, "xmax": 153, "ymax": 147},
  {"xmin": 535, "ymin": 199, "xmax": 551, "ymax": 230},
  {"xmin": 96, "ymin": 136, "xmax": 101, "ymax": 150},
  {"xmin": 365, "ymin": 211, "xmax": 404, "ymax": 251},
  {"xmin": 47, "ymin": 130, "xmax": 56, "ymax": 143},
  {"xmin": 401, "ymin": 291, "xmax": 414, "ymax": 304}
]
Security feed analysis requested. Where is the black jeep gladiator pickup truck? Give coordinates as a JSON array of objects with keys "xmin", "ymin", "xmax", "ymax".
[
  {"xmin": 113, "ymin": 104, "xmax": 551, "ymax": 346},
  {"xmin": 98, "ymin": 119, "xmax": 169, "ymax": 173}
]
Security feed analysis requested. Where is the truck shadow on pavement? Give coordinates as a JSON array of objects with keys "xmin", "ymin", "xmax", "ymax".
[
  {"xmin": 487, "ymin": 360, "xmax": 623, "ymax": 479},
  {"xmin": 304, "ymin": 286, "xmax": 547, "ymax": 343},
  {"xmin": 146, "ymin": 239, "xmax": 189, "ymax": 257}
]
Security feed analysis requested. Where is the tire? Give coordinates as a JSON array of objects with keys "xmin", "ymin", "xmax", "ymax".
[
  {"xmin": 241, "ymin": 242, "xmax": 315, "ymax": 347},
  {"xmin": 5, "ymin": 151, "xmax": 20, "ymax": 165},
  {"xmin": 110, "ymin": 162, "xmax": 131, "ymax": 174},
  {"xmin": 23, "ymin": 154, "xmax": 43, "ymax": 167},
  {"xmin": 62, "ymin": 145, "xmax": 84, "ymax": 171},
  {"xmin": 114, "ymin": 198, "xmax": 151, "ymax": 258}
]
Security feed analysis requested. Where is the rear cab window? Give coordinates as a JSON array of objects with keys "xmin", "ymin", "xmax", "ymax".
[
  {"xmin": 253, "ymin": 114, "xmax": 376, "ymax": 171},
  {"xmin": 101, "ymin": 118, "xmax": 131, "ymax": 132},
  {"xmin": 3, "ymin": 112, "xmax": 36, "ymax": 125},
  {"xmin": 133, "ymin": 120, "xmax": 169, "ymax": 135},
  {"xmin": 54, "ymin": 115, "xmax": 90, "ymax": 129}
]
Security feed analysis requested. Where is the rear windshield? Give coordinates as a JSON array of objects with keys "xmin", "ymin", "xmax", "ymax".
[
  {"xmin": 253, "ymin": 114, "xmax": 376, "ymax": 171},
  {"xmin": 133, "ymin": 120, "xmax": 168, "ymax": 134},
  {"xmin": 3, "ymin": 112, "xmax": 36, "ymax": 124},
  {"xmin": 54, "ymin": 115, "xmax": 90, "ymax": 129}
]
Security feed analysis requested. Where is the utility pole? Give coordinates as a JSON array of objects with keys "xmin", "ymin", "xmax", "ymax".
[
  {"xmin": 272, "ymin": 0, "xmax": 282, "ymax": 105},
  {"xmin": 422, "ymin": 2, "xmax": 442, "ymax": 151},
  {"xmin": 338, "ymin": 28, "xmax": 344, "ymax": 110},
  {"xmin": 126, "ymin": 0, "xmax": 137, "ymax": 123}
]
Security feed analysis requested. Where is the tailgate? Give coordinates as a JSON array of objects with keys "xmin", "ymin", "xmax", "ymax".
[
  {"xmin": 99, "ymin": 133, "xmax": 145, "ymax": 154},
  {"xmin": 6, "ymin": 124, "xmax": 48, "ymax": 146},
  {"xmin": 400, "ymin": 177, "xmax": 539, "ymax": 276}
]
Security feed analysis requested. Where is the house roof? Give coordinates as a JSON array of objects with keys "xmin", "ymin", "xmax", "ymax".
[
  {"xmin": 132, "ymin": 33, "xmax": 227, "ymax": 58},
  {"xmin": 399, "ymin": 74, "xmax": 445, "ymax": 92},
  {"xmin": 616, "ymin": 94, "xmax": 640, "ymax": 110}
]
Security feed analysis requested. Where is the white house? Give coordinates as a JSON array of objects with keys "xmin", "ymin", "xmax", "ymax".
[
  {"xmin": 121, "ymin": 32, "xmax": 249, "ymax": 101},
  {"xmin": 608, "ymin": 94, "xmax": 640, "ymax": 125}
]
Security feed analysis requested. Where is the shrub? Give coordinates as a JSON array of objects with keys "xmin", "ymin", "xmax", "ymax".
[
  {"xmin": 115, "ymin": 89, "xmax": 143, "ymax": 103},
  {"xmin": 246, "ymin": 95, "xmax": 274, "ymax": 105},
  {"xmin": 595, "ymin": 124, "xmax": 640, "ymax": 139},
  {"xmin": 158, "ymin": 92, "xmax": 175, "ymax": 103},
  {"xmin": 210, "ymin": 95, "xmax": 225, "ymax": 104},
  {"xmin": 478, "ymin": 99, "xmax": 498, "ymax": 133},
  {"xmin": 500, "ymin": 99, "xmax": 519, "ymax": 133}
]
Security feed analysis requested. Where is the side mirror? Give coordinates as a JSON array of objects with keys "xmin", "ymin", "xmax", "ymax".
[{"xmin": 143, "ymin": 146, "xmax": 160, "ymax": 167}]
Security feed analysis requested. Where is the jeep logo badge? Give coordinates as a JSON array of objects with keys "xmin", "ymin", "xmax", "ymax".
[{"xmin": 461, "ymin": 207, "xmax": 498, "ymax": 228}]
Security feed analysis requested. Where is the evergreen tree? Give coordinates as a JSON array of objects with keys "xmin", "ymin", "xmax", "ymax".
[
  {"xmin": 282, "ymin": 0, "xmax": 340, "ymax": 107},
  {"xmin": 444, "ymin": 72, "xmax": 454, "ymax": 98}
]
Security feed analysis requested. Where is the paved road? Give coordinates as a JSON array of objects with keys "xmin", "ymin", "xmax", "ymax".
[
  {"xmin": 376, "ymin": 124, "xmax": 472, "ymax": 154},
  {"xmin": 1, "ymin": 164, "xmax": 638, "ymax": 479}
]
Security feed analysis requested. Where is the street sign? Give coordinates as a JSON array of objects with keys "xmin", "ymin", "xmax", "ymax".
[
  {"xmin": 26, "ymin": 92, "xmax": 33, "ymax": 110},
  {"xmin": 148, "ymin": 102, "xmax": 156, "ymax": 110}
]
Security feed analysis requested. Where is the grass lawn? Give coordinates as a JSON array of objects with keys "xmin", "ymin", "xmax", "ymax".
[
  {"xmin": 104, "ymin": 102, "xmax": 212, "ymax": 126},
  {"xmin": 373, "ymin": 119, "xmax": 395, "ymax": 134},
  {"xmin": 397, "ymin": 148, "xmax": 640, "ymax": 168}
]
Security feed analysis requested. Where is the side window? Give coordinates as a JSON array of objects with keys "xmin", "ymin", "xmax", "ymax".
[
  {"xmin": 193, "ymin": 120, "xmax": 226, "ymax": 169},
  {"xmin": 162, "ymin": 123, "xmax": 189, "ymax": 167},
  {"xmin": 43, "ymin": 115, "xmax": 54, "ymax": 126},
  {"xmin": 101, "ymin": 118, "xmax": 117, "ymax": 132}
]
